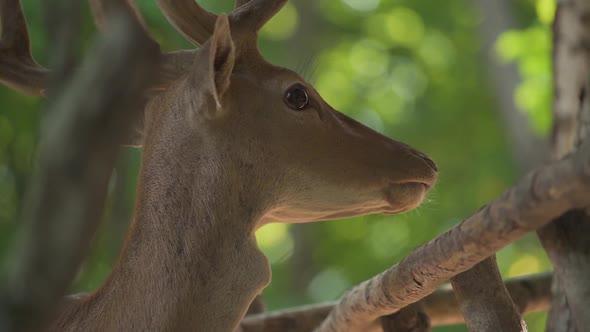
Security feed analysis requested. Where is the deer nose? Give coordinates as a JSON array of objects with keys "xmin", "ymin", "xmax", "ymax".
[{"xmin": 411, "ymin": 150, "xmax": 438, "ymax": 172}]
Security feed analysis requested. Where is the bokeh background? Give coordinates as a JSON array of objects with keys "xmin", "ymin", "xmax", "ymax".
[{"xmin": 0, "ymin": 0, "xmax": 555, "ymax": 331}]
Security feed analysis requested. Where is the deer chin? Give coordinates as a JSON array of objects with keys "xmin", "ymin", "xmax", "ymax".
[
  {"xmin": 261, "ymin": 185, "xmax": 431, "ymax": 224},
  {"xmin": 382, "ymin": 182, "xmax": 431, "ymax": 214}
]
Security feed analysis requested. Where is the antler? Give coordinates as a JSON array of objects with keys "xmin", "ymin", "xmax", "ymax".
[
  {"xmin": 0, "ymin": 0, "xmax": 158, "ymax": 96},
  {"xmin": 89, "ymin": 0, "xmax": 160, "ymax": 49},
  {"xmin": 154, "ymin": 0, "xmax": 266, "ymax": 47},
  {"xmin": 89, "ymin": 0, "xmax": 151, "ymax": 36},
  {"xmin": 235, "ymin": 0, "xmax": 250, "ymax": 9},
  {"xmin": 0, "ymin": 0, "xmax": 290, "ymax": 97},
  {"xmin": 0, "ymin": 0, "xmax": 48, "ymax": 95},
  {"xmin": 156, "ymin": 0, "xmax": 287, "ymax": 47},
  {"xmin": 156, "ymin": 0, "xmax": 217, "ymax": 46},
  {"xmin": 231, "ymin": 0, "xmax": 288, "ymax": 32}
]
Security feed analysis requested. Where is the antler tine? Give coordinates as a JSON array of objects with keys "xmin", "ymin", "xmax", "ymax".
[
  {"xmin": 0, "ymin": 0, "xmax": 47, "ymax": 95},
  {"xmin": 234, "ymin": 0, "xmax": 251, "ymax": 9},
  {"xmin": 89, "ymin": 0, "xmax": 154, "ymax": 43},
  {"xmin": 232, "ymin": 0, "xmax": 288, "ymax": 32},
  {"xmin": 156, "ymin": 0, "xmax": 217, "ymax": 46},
  {"xmin": 1, "ymin": 0, "xmax": 30, "ymax": 56}
]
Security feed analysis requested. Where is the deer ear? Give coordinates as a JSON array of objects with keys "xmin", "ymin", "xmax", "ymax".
[{"xmin": 207, "ymin": 14, "xmax": 235, "ymax": 109}]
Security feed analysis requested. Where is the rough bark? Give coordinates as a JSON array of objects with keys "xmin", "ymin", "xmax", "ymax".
[
  {"xmin": 450, "ymin": 256, "xmax": 526, "ymax": 331},
  {"xmin": 240, "ymin": 273, "xmax": 551, "ymax": 332},
  {"xmin": 311, "ymin": 136, "xmax": 590, "ymax": 332},
  {"xmin": 0, "ymin": 2, "xmax": 158, "ymax": 331},
  {"xmin": 536, "ymin": 1, "xmax": 590, "ymax": 331},
  {"xmin": 544, "ymin": 276, "xmax": 577, "ymax": 332},
  {"xmin": 539, "ymin": 210, "xmax": 590, "ymax": 332},
  {"xmin": 549, "ymin": 1, "xmax": 590, "ymax": 160},
  {"xmin": 380, "ymin": 303, "xmax": 430, "ymax": 332}
]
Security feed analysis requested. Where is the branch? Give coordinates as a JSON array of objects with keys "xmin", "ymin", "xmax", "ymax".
[
  {"xmin": 241, "ymin": 273, "xmax": 551, "ymax": 332},
  {"xmin": 380, "ymin": 303, "xmax": 430, "ymax": 332},
  {"xmin": 539, "ymin": 210, "xmax": 590, "ymax": 332},
  {"xmin": 0, "ymin": 4, "xmax": 158, "ymax": 332},
  {"xmin": 536, "ymin": 1, "xmax": 590, "ymax": 331},
  {"xmin": 550, "ymin": 0, "xmax": 590, "ymax": 159},
  {"xmin": 313, "ymin": 135, "xmax": 590, "ymax": 331},
  {"xmin": 450, "ymin": 256, "xmax": 526, "ymax": 331}
]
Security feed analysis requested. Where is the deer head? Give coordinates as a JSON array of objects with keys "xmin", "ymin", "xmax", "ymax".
[
  {"xmin": 149, "ymin": 2, "xmax": 438, "ymax": 225},
  {"xmin": 0, "ymin": 0, "xmax": 438, "ymax": 330}
]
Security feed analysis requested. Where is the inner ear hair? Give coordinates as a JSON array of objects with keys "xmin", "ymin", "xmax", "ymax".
[{"xmin": 209, "ymin": 14, "xmax": 235, "ymax": 107}]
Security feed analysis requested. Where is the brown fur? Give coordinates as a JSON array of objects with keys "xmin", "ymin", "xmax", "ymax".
[{"xmin": 4, "ymin": 6, "xmax": 439, "ymax": 332}]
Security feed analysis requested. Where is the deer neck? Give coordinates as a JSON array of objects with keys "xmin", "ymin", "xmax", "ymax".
[{"xmin": 54, "ymin": 138, "xmax": 272, "ymax": 331}]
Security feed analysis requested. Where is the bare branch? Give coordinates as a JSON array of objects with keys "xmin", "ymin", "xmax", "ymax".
[
  {"xmin": 0, "ymin": 4, "xmax": 158, "ymax": 331},
  {"xmin": 313, "ymin": 137, "xmax": 590, "ymax": 332},
  {"xmin": 451, "ymin": 256, "xmax": 526, "ymax": 331},
  {"xmin": 240, "ymin": 273, "xmax": 551, "ymax": 332},
  {"xmin": 381, "ymin": 303, "xmax": 430, "ymax": 332}
]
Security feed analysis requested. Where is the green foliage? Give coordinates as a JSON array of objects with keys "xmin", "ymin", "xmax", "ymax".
[
  {"xmin": 261, "ymin": 2, "xmax": 300, "ymax": 40},
  {"xmin": 496, "ymin": 0, "xmax": 554, "ymax": 135},
  {"xmin": 0, "ymin": 1, "xmax": 554, "ymax": 331}
]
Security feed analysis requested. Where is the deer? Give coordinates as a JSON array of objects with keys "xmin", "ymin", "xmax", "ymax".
[{"xmin": 0, "ymin": 0, "xmax": 438, "ymax": 331}]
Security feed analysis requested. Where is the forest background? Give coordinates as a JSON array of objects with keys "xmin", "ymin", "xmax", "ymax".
[{"xmin": 0, "ymin": 0, "xmax": 554, "ymax": 331}]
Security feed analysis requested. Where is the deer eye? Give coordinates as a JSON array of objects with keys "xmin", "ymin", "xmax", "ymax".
[{"xmin": 284, "ymin": 84, "xmax": 309, "ymax": 110}]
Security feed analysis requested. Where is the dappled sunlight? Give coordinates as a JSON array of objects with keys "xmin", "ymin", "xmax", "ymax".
[
  {"xmin": 536, "ymin": 0, "xmax": 556, "ymax": 24},
  {"xmin": 496, "ymin": 237, "xmax": 552, "ymax": 279},
  {"xmin": 355, "ymin": 109, "xmax": 384, "ymax": 132},
  {"xmin": 366, "ymin": 219, "xmax": 410, "ymax": 260},
  {"xmin": 314, "ymin": 65, "xmax": 357, "ymax": 111},
  {"xmin": 341, "ymin": 0, "xmax": 380, "ymax": 12},
  {"xmin": 256, "ymin": 223, "xmax": 295, "ymax": 264},
  {"xmin": 383, "ymin": 7, "xmax": 425, "ymax": 48},
  {"xmin": 349, "ymin": 39, "xmax": 389, "ymax": 78},
  {"xmin": 307, "ymin": 268, "xmax": 351, "ymax": 302},
  {"xmin": 325, "ymin": 217, "xmax": 367, "ymax": 242},
  {"xmin": 389, "ymin": 59, "xmax": 428, "ymax": 102},
  {"xmin": 417, "ymin": 30, "xmax": 455, "ymax": 70},
  {"xmin": 495, "ymin": 4, "xmax": 554, "ymax": 135},
  {"xmin": 507, "ymin": 254, "xmax": 542, "ymax": 278}
]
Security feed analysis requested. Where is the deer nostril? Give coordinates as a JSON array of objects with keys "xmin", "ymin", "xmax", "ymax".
[{"xmin": 413, "ymin": 150, "xmax": 438, "ymax": 172}]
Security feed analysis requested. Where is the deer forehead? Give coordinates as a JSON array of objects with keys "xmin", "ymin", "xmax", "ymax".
[{"xmin": 230, "ymin": 63, "xmax": 308, "ymax": 93}]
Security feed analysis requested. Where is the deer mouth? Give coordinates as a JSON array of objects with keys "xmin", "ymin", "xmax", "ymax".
[{"xmin": 383, "ymin": 181, "xmax": 432, "ymax": 214}]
